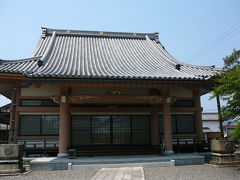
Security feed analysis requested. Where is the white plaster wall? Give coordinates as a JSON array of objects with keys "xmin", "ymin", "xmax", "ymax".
[
  {"xmin": 169, "ymin": 87, "xmax": 193, "ymax": 98},
  {"xmin": 202, "ymin": 121, "xmax": 220, "ymax": 132},
  {"xmin": 0, "ymin": 123, "xmax": 8, "ymax": 130},
  {"xmin": 21, "ymin": 85, "xmax": 60, "ymax": 96},
  {"xmin": 202, "ymin": 113, "xmax": 219, "ymax": 120}
]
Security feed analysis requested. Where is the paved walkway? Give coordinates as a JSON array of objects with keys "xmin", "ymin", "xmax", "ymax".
[{"xmin": 91, "ymin": 167, "xmax": 145, "ymax": 180}]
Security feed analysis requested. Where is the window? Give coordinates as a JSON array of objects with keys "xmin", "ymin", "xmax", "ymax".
[
  {"xmin": 158, "ymin": 115, "xmax": 164, "ymax": 133},
  {"xmin": 131, "ymin": 116, "xmax": 150, "ymax": 144},
  {"xmin": 72, "ymin": 116, "xmax": 91, "ymax": 145},
  {"xmin": 41, "ymin": 115, "xmax": 59, "ymax": 135},
  {"xmin": 159, "ymin": 114, "xmax": 195, "ymax": 134},
  {"xmin": 171, "ymin": 100, "xmax": 194, "ymax": 107},
  {"xmin": 112, "ymin": 116, "xmax": 131, "ymax": 144},
  {"xmin": 92, "ymin": 116, "xmax": 111, "ymax": 144},
  {"xmin": 71, "ymin": 115, "xmax": 150, "ymax": 146},
  {"xmin": 174, "ymin": 114, "xmax": 194, "ymax": 133},
  {"xmin": 20, "ymin": 99, "xmax": 59, "ymax": 107},
  {"xmin": 20, "ymin": 115, "xmax": 59, "ymax": 136},
  {"xmin": 20, "ymin": 115, "xmax": 40, "ymax": 135}
]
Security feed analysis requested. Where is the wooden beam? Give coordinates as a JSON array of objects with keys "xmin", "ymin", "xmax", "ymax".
[
  {"xmin": 17, "ymin": 107, "xmax": 60, "ymax": 113},
  {"xmin": 0, "ymin": 73, "xmax": 27, "ymax": 80},
  {"xmin": 16, "ymin": 106, "xmax": 197, "ymax": 113},
  {"xmin": 70, "ymin": 107, "xmax": 152, "ymax": 112},
  {"xmin": 16, "ymin": 136, "xmax": 58, "ymax": 140},
  {"xmin": 68, "ymin": 95, "xmax": 167, "ymax": 104},
  {"xmin": 20, "ymin": 96, "xmax": 52, "ymax": 99},
  {"xmin": 33, "ymin": 82, "xmax": 203, "ymax": 89}
]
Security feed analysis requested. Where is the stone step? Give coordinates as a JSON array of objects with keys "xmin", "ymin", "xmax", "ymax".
[
  {"xmin": 68, "ymin": 160, "xmax": 176, "ymax": 169},
  {"xmin": 30, "ymin": 154, "xmax": 206, "ymax": 170}
]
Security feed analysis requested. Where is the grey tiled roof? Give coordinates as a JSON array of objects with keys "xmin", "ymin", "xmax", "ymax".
[
  {"xmin": 0, "ymin": 57, "xmax": 40, "ymax": 74},
  {"xmin": 0, "ymin": 27, "xmax": 221, "ymax": 80}
]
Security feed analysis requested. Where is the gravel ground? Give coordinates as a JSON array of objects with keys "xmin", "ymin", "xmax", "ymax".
[
  {"xmin": 144, "ymin": 165, "xmax": 240, "ymax": 180},
  {"xmin": 0, "ymin": 168, "xmax": 100, "ymax": 180},
  {"xmin": 0, "ymin": 165, "xmax": 239, "ymax": 180}
]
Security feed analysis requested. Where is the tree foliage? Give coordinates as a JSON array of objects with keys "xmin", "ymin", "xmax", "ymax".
[
  {"xmin": 211, "ymin": 49, "xmax": 240, "ymax": 120},
  {"xmin": 231, "ymin": 121, "xmax": 240, "ymax": 143}
]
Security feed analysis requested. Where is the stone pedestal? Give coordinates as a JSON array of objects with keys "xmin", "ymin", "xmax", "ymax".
[
  {"xmin": 210, "ymin": 153, "xmax": 240, "ymax": 166},
  {"xmin": 0, "ymin": 144, "xmax": 24, "ymax": 174}
]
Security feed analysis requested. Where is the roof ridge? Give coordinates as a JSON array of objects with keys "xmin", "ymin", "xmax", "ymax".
[
  {"xmin": 41, "ymin": 27, "xmax": 159, "ymax": 41},
  {"xmin": 38, "ymin": 31, "xmax": 57, "ymax": 66}
]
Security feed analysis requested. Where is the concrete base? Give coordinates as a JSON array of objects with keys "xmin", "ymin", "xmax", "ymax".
[
  {"xmin": 57, "ymin": 153, "xmax": 69, "ymax": 158},
  {"xmin": 0, "ymin": 144, "xmax": 24, "ymax": 174},
  {"xmin": 210, "ymin": 153, "xmax": 240, "ymax": 166},
  {"xmin": 0, "ymin": 160, "xmax": 24, "ymax": 174},
  {"xmin": 165, "ymin": 150, "xmax": 174, "ymax": 155},
  {"xmin": 30, "ymin": 153, "xmax": 206, "ymax": 170}
]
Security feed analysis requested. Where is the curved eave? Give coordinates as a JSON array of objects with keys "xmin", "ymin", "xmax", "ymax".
[
  {"xmin": 27, "ymin": 73, "xmax": 216, "ymax": 82},
  {"xmin": 0, "ymin": 57, "xmax": 40, "ymax": 75},
  {"xmin": 0, "ymin": 72, "xmax": 27, "ymax": 80}
]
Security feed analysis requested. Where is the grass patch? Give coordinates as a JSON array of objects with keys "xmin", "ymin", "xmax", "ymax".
[{"xmin": 235, "ymin": 148, "xmax": 240, "ymax": 152}]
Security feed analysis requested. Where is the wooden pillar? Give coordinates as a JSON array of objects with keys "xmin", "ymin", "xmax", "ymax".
[
  {"xmin": 162, "ymin": 87, "xmax": 174, "ymax": 154},
  {"xmin": 193, "ymin": 90, "xmax": 203, "ymax": 139},
  {"xmin": 58, "ymin": 87, "xmax": 70, "ymax": 158},
  {"xmin": 151, "ymin": 106, "xmax": 160, "ymax": 145}
]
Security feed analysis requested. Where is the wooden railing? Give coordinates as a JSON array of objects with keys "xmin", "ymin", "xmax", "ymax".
[
  {"xmin": 172, "ymin": 137, "xmax": 211, "ymax": 153},
  {"xmin": 19, "ymin": 140, "xmax": 59, "ymax": 157},
  {"xmin": 19, "ymin": 137, "xmax": 211, "ymax": 157}
]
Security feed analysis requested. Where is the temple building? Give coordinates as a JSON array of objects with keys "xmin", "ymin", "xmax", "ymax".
[{"xmin": 0, "ymin": 27, "xmax": 220, "ymax": 157}]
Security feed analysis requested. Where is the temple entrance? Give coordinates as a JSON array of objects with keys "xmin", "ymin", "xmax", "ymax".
[{"xmin": 71, "ymin": 115, "xmax": 150, "ymax": 147}]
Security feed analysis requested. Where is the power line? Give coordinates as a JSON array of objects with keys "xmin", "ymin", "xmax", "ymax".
[
  {"xmin": 187, "ymin": 22, "xmax": 240, "ymax": 60},
  {"xmin": 186, "ymin": 21, "xmax": 240, "ymax": 61},
  {"xmin": 190, "ymin": 27, "xmax": 240, "ymax": 59}
]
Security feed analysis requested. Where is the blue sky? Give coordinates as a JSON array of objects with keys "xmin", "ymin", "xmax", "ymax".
[{"xmin": 0, "ymin": 0, "xmax": 240, "ymax": 111}]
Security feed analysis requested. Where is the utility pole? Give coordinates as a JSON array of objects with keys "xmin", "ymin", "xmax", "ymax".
[
  {"xmin": 8, "ymin": 88, "xmax": 16, "ymax": 143},
  {"xmin": 216, "ymin": 95, "xmax": 224, "ymax": 138}
]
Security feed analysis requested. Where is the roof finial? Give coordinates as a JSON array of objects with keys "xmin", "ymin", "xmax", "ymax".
[
  {"xmin": 41, "ymin": 27, "xmax": 47, "ymax": 38},
  {"xmin": 154, "ymin": 32, "xmax": 160, "ymax": 43}
]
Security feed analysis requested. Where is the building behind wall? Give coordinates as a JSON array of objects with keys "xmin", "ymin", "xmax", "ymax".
[
  {"xmin": 223, "ymin": 116, "xmax": 240, "ymax": 138},
  {"xmin": 202, "ymin": 112, "xmax": 220, "ymax": 133},
  {"xmin": 0, "ymin": 27, "xmax": 220, "ymax": 156},
  {"xmin": 201, "ymin": 112, "xmax": 224, "ymax": 140}
]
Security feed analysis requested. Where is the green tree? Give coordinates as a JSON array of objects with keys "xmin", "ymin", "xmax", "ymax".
[
  {"xmin": 211, "ymin": 49, "xmax": 240, "ymax": 120},
  {"xmin": 231, "ymin": 122, "xmax": 240, "ymax": 143}
]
